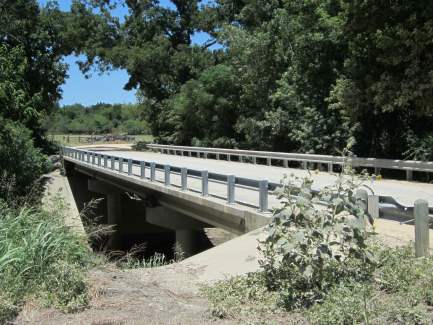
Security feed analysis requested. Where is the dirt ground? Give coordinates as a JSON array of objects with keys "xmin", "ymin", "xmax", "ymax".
[{"xmin": 14, "ymin": 229, "xmax": 241, "ymax": 325}]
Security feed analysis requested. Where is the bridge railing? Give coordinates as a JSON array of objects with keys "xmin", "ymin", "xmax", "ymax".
[
  {"xmin": 61, "ymin": 146, "xmax": 433, "ymax": 219},
  {"xmin": 146, "ymin": 144, "xmax": 433, "ymax": 181},
  {"xmin": 61, "ymin": 146, "xmax": 274, "ymax": 212}
]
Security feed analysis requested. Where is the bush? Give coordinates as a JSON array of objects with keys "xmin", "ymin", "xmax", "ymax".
[
  {"xmin": 259, "ymin": 168, "xmax": 375, "ymax": 309},
  {"xmin": 0, "ymin": 119, "xmax": 50, "ymax": 201},
  {"xmin": 0, "ymin": 200, "xmax": 92, "ymax": 321}
]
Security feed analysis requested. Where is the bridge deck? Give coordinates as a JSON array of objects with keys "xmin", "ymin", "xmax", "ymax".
[{"xmin": 92, "ymin": 149, "xmax": 433, "ymax": 207}]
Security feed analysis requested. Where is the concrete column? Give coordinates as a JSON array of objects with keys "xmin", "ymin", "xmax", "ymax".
[
  {"xmin": 175, "ymin": 229, "xmax": 202, "ymax": 257},
  {"xmin": 107, "ymin": 192, "xmax": 121, "ymax": 249}
]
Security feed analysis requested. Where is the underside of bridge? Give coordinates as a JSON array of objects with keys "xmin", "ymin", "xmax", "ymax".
[{"xmin": 64, "ymin": 160, "xmax": 217, "ymax": 257}]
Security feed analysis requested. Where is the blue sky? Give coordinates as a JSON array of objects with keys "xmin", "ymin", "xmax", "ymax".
[{"xmin": 38, "ymin": 0, "xmax": 214, "ymax": 106}]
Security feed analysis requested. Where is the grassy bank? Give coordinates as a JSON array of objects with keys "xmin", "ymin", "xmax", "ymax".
[
  {"xmin": 203, "ymin": 245, "xmax": 433, "ymax": 324},
  {"xmin": 0, "ymin": 200, "xmax": 93, "ymax": 323}
]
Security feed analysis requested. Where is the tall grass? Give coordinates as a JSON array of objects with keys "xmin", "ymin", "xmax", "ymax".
[{"xmin": 0, "ymin": 200, "xmax": 92, "ymax": 323}]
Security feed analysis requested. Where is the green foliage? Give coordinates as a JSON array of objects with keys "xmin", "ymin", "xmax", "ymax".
[
  {"xmin": 259, "ymin": 167, "xmax": 375, "ymax": 309},
  {"xmin": 0, "ymin": 0, "xmax": 68, "ymax": 145},
  {"xmin": 45, "ymin": 103, "xmax": 151, "ymax": 135},
  {"xmin": 65, "ymin": 0, "xmax": 433, "ymax": 159},
  {"xmin": 0, "ymin": 118, "xmax": 50, "ymax": 201},
  {"xmin": 204, "ymin": 245, "xmax": 433, "ymax": 324},
  {"xmin": 201, "ymin": 272, "xmax": 282, "ymax": 320},
  {"xmin": 0, "ymin": 199, "xmax": 92, "ymax": 322}
]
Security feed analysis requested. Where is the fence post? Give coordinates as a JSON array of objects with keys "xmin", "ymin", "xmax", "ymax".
[
  {"xmin": 259, "ymin": 180, "xmax": 268, "ymax": 212},
  {"xmin": 128, "ymin": 159, "xmax": 132, "ymax": 175},
  {"xmin": 181, "ymin": 168, "xmax": 188, "ymax": 191},
  {"xmin": 150, "ymin": 162, "xmax": 156, "ymax": 181},
  {"xmin": 140, "ymin": 161, "xmax": 145, "ymax": 178},
  {"xmin": 201, "ymin": 170, "xmax": 209, "ymax": 196},
  {"xmin": 227, "ymin": 175, "xmax": 235, "ymax": 204},
  {"xmin": 415, "ymin": 199, "xmax": 429, "ymax": 257},
  {"xmin": 164, "ymin": 165, "xmax": 170, "ymax": 185}
]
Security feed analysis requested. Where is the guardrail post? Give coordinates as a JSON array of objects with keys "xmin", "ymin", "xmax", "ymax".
[
  {"xmin": 164, "ymin": 165, "xmax": 170, "ymax": 185},
  {"xmin": 216, "ymin": 153, "xmax": 220, "ymax": 160},
  {"xmin": 328, "ymin": 163, "xmax": 333, "ymax": 172},
  {"xmin": 267, "ymin": 158, "xmax": 271, "ymax": 166},
  {"xmin": 181, "ymin": 168, "xmax": 187, "ymax": 191},
  {"xmin": 406, "ymin": 170, "xmax": 413, "ymax": 181},
  {"xmin": 201, "ymin": 170, "xmax": 208, "ymax": 196},
  {"xmin": 252, "ymin": 156, "xmax": 256, "ymax": 164},
  {"xmin": 92, "ymin": 153, "xmax": 95, "ymax": 165},
  {"xmin": 368, "ymin": 195, "xmax": 380, "ymax": 219},
  {"xmin": 283, "ymin": 159, "xmax": 288, "ymax": 168},
  {"xmin": 415, "ymin": 199, "xmax": 429, "ymax": 257},
  {"xmin": 227, "ymin": 154, "xmax": 231, "ymax": 161},
  {"xmin": 302, "ymin": 161, "xmax": 307, "ymax": 169},
  {"xmin": 356, "ymin": 189, "xmax": 368, "ymax": 228},
  {"xmin": 87, "ymin": 152, "xmax": 90, "ymax": 163},
  {"xmin": 110, "ymin": 156, "xmax": 115, "ymax": 170},
  {"xmin": 204, "ymin": 153, "xmax": 208, "ymax": 159},
  {"xmin": 119, "ymin": 158, "xmax": 123, "ymax": 172},
  {"xmin": 188, "ymin": 151, "xmax": 191, "ymax": 157},
  {"xmin": 104, "ymin": 155, "xmax": 107, "ymax": 168},
  {"xmin": 227, "ymin": 175, "xmax": 235, "ymax": 204},
  {"xmin": 140, "ymin": 161, "xmax": 145, "ymax": 178},
  {"xmin": 150, "ymin": 162, "xmax": 156, "ymax": 181},
  {"xmin": 128, "ymin": 159, "xmax": 132, "ymax": 175},
  {"xmin": 259, "ymin": 180, "xmax": 268, "ymax": 212}
]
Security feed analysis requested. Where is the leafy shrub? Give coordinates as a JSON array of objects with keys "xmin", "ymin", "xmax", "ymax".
[
  {"xmin": 259, "ymin": 169, "xmax": 375, "ymax": 309},
  {"xmin": 201, "ymin": 272, "xmax": 281, "ymax": 320},
  {"xmin": 0, "ymin": 119, "xmax": 50, "ymax": 201},
  {"xmin": 132, "ymin": 140, "xmax": 151, "ymax": 151}
]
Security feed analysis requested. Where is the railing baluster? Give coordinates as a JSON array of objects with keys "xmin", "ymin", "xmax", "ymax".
[
  {"xmin": 111, "ymin": 156, "xmax": 115, "ymax": 170},
  {"xmin": 119, "ymin": 158, "xmax": 123, "ymax": 172},
  {"xmin": 164, "ymin": 165, "xmax": 170, "ymax": 185},
  {"xmin": 92, "ymin": 153, "xmax": 95, "ymax": 165},
  {"xmin": 150, "ymin": 162, "xmax": 156, "ymax": 181},
  {"xmin": 181, "ymin": 168, "xmax": 187, "ymax": 191},
  {"xmin": 201, "ymin": 170, "xmax": 208, "ymax": 196},
  {"xmin": 104, "ymin": 155, "xmax": 107, "ymax": 168},
  {"xmin": 128, "ymin": 159, "xmax": 132, "ymax": 175},
  {"xmin": 97, "ymin": 154, "xmax": 101, "ymax": 167},
  {"xmin": 227, "ymin": 175, "xmax": 235, "ymax": 204},
  {"xmin": 140, "ymin": 161, "xmax": 145, "ymax": 178},
  {"xmin": 259, "ymin": 180, "xmax": 268, "ymax": 212}
]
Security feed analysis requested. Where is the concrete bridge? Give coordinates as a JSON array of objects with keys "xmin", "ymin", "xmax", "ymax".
[{"xmin": 62, "ymin": 145, "xmax": 433, "ymax": 256}]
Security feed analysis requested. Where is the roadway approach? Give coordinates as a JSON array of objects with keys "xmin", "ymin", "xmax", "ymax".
[
  {"xmin": 63, "ymin": 145, "xmax": 433, "ymax": 257},
  {"xmin": 87, "ymin": 146, "xmax": 433, "ymax": 206}
]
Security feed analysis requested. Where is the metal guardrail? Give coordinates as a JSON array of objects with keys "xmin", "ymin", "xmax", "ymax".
[
  {"xmin": 62, "ymin": 146, "xmax": 432, "ymax": 221},
  {"xmin": 147, "ymin": 144, "xmax": 433, "ymax": 181}
]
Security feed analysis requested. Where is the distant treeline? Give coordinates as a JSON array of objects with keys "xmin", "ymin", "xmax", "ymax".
[{"xmin": 45, "ymin": 103, "xmax": 150, "ymax": 135}]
